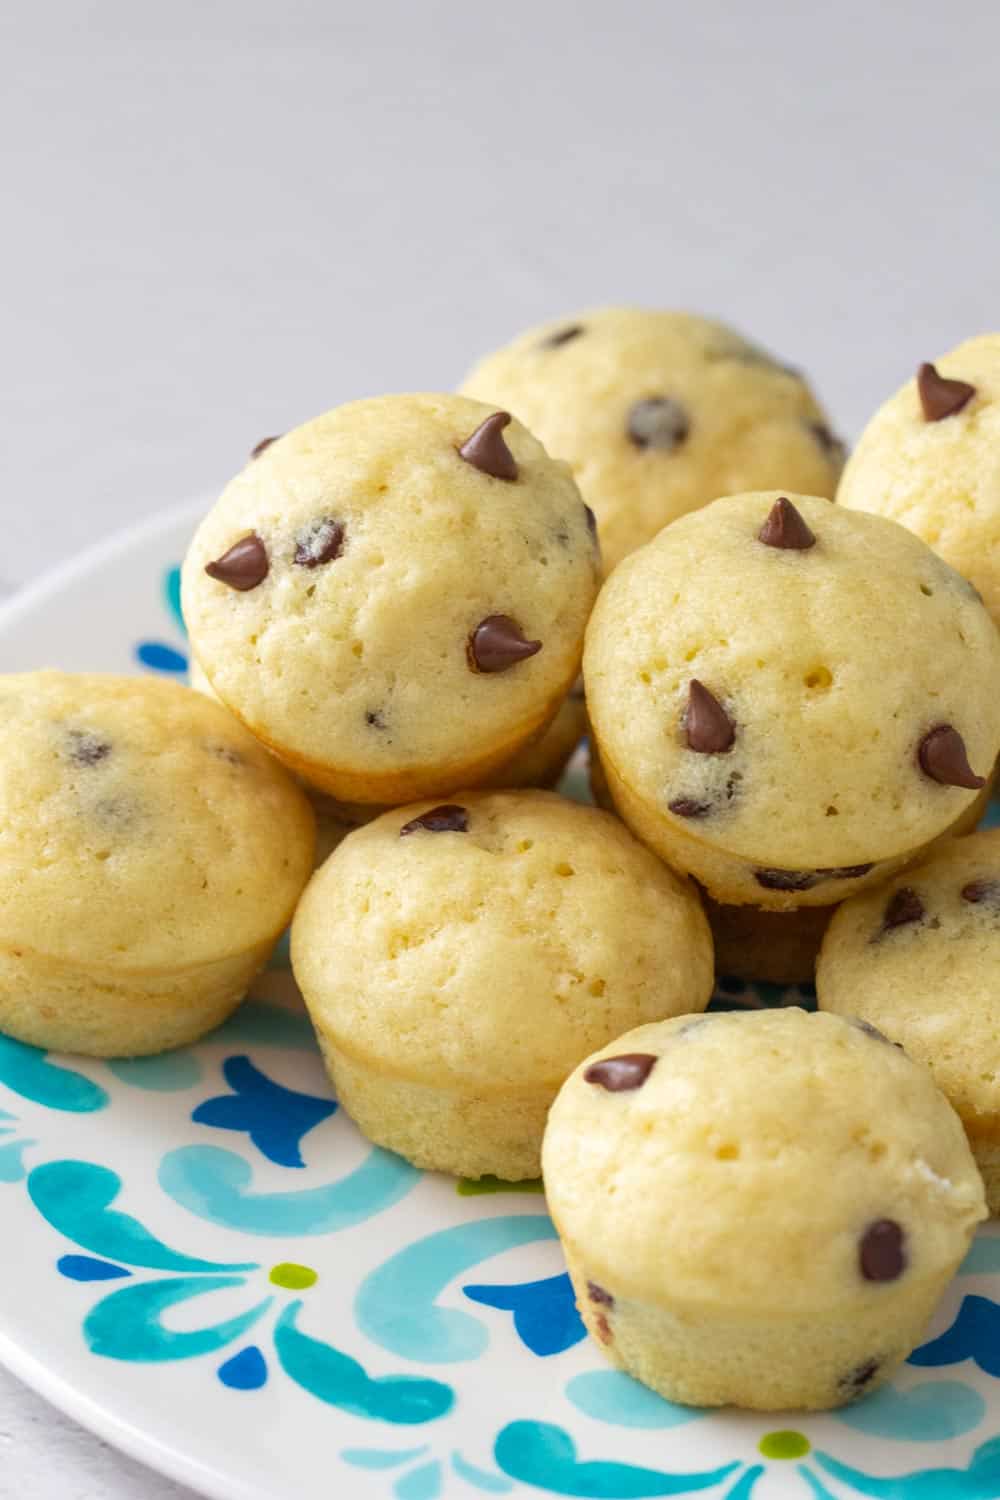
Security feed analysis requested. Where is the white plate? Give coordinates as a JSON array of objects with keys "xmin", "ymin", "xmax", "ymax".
[{"xmin": 1, "ymin": 505, "xmax": 1000, "ymax": 1500}]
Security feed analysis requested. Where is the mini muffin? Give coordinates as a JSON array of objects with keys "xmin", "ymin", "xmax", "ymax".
[
  {"xmin": 839, "ymin": 336, "xmax": 1000, "ymax": 624},
  {"xmin": 585, "ymin": 492, "xmax": 1000, "ymax": 909},
  {"xmin": 543, "ymin": 1009, "xmax": 985, "ymax": 1410},
  {"xmin": 0, "ymin": 672, "xmax": 315, "ymax": 1057},
  {"xmin": 460, "ymin": 308, "xmax": 844, "ymax": 572},
  {"xmin": 182, "ymin": 395, "xmax": 600, "ymax": 802},
  {"xmin": 291, "ymin": 789, "xmax": 713, "ymax": 1179},
  {"xmin": 819, "ymin": 828, "xmax": 1000, "ymax": 1212}
]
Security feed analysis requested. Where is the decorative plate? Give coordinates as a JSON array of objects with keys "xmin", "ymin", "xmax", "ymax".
[{"xmin": 1, "ymin": 502, "xmax": 1000, "ymax": 1500}]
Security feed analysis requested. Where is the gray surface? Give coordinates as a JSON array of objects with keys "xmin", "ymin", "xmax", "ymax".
[{"xmin": 1, "ymin": 2, "xmax": 999, "ymax": 1496}]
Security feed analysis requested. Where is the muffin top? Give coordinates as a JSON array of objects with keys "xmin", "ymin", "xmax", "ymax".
[
  {"xmin": 543, "ymin": 1008, "xmax": 984, "ymax": 1314},
  {"xmin": 584, "ymin": 492, "xmax": 1000, "ymax": 867},
  {"xmin": 460, "ymin": 307, "xmax": 843, "ymax": 572},
  {"xmin": 291, "ymin": 789, "xmax": 713, "ymax": 1090},
  {"xmin": 182, "ymin": 394, "xmax": 599, "ymax": 788},
  {"xmin": 819, "ymin": 828, "xmax": 1000, "ymax": 1130},
  {"xmin": 839, "ymin": 335, "xmax": 1000, "ymax": 624},
  {"xmin": 0, "ymin": 672, "xmax": 314, "ymax": 969}
]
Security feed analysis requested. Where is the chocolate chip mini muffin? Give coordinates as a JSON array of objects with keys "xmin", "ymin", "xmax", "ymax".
[
  {"xmin": 460, "ymin": 308, "xmax": 844, "ymax": 572},
  {"xmin": 543, "ymin": 1008, "xmax": 985, "ymax": 1410},
  {"xmin": 839, "ymin": 336, "xmax": 1000, "ymax": 624},
  {"xmin": 819, "ymin": 828, "xmax": 1000, "ymax": 1213},
  {"xmin": 291, "ymin": 789, "xmax": 713, "ymax": 1179},
  {"xmin": 585, "ymin": 492, "xmax": 1000, "ymax": 909},
  {"xmin": 183, "ymin": 395, "xmax": 599, "ymax": 802},
  {"xmin": 0, "ymin": 672, "xmax": 315, "ymax": 1057}
]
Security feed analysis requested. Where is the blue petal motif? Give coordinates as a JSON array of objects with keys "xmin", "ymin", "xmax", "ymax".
[
  {"xmin": 796, "ymin": 1470, "xmax": 839, "ymax": 1500},
  {"xmin": 218, "ymin": 1345, "xmax": 268, "ymax": 1390},
  {"xmin": 565, "ymin": 1372, "xmax": 704, "ymax": 1431},
  {"xmin": 136, "ymin": 641, "xmax": 188, "ymax": 674},
  {"xmin": 28, "ymin": 1160, "xmax": 257, "ymax": 1271},
  {"xmin": 57, "ymin": 1255, "xmax": 131, "ymax": 1282},
  {"xmin": 462, "ymin": 1272, "xmax": 586, "ymax": 1356},
  {"xmin": 909, "ymin": 1296, "xmax": 1000, "ymax": 1377},
  {"xmin": 451, "ymin": 1452, "xmax": 514, "ymax": 1493},
  {"xmin": 273, "ymin": 1301, "xmax": 454, "ymax": 1425},
  {"xmin": 158, "ymin": 1143, "xmax": 418, "ymax": 1236},
  {"xmin": 108, "ymin": 1053, "xmax": 203, "ymax": 1092},
  {"xmin": 493, "ymin": 1421, "xmax": 740, "ymax": 1497},
  {"xmin": 355, "ymin": 1216, "xmax": 559, "ymax": 1363},
  {"xmin": 213, "ymin": 1000, "xmax": 317, "ymax": 1051},
  {"xmin": 833, "ymin": 1379, "xmax": 986, "ymax": 1441},
  {"xmin": 192, "ymin": 1055, "xmax": 336, "ymax": 1168},
  {"xmin": 0, "ymin": 1138, "xmax": 34, "ymax": 1183},
  {"xmin": 395, "ymin": 1460, "xmax": 442, "ymax": 1500},
  {"xmin": 164, "ymin": 564, "xmax": 185, "ymax": 636},
  {"xmin": 0, "ymin": 1035, "xmax": 108, "ymax": 1113},
  {"xmin": 813, "ymin": 1432, "xmax": 1000, "ymax": 1498},
  {"xmin": 342, "ymin": 1448, "xmax": 430, "ymax": 1471},
  {"xmin": 84, "ymin": 1276, "xmax": 272, "ymax": 1362},
  {"xmin": 724, "ymin": 1471, "xmax": 762, "ymax": 1500}
]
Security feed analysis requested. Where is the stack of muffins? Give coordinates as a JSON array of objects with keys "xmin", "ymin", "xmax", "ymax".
[{"xmin": 3, "ymin": 312, "xmax": 1000, "ymax": 1415}]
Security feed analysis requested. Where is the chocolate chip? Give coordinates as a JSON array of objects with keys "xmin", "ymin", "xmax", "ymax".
[
  {"xmin": 365, "ymin": 709, "xmax": 387, "ymax": 730},
  {"xmin": 583, "ymin": 504, "xmax": 598, "ymax": 539},
  {"xmin": 583, "ymin": 1053, "xmax": 657, "ymax": 1092},
  {"xmin": 66, "ymin": 730, "xmax": 111, "ymax": 767},
  {"xmin": 962, "ymin": 879, "xmax": 1000, "ymax": 907},
  {"xmin": 586, "ymin": 1282, "xmax": 614, "ymax": 1307},
  {"xmin": 757, "ymin": 496, "xmax": 816, "ymax": 551},
  {"xmin": 541, "ymin": 324, "xmax": 584, "ymax": 349},
  {"xmin": 250, "ymin": 435, "xmax": 280, "ymax": 459},
  {"xmin": 881, "ymin": 887, "xmax": 925, "ymax": 932},
  {"xmin": 468, "ymin": 615, "xmax": 542, "ymax": 673},
  {"xmin": 668, "ymin": 797, "xmax": 713, "ymax": 819},
  {"xmin": 842, "ymin": 1359, "xmax": 881, "ymax": 1394},
  {"xmin": 294, "ymin": 517, "xmax": 345, "ymax": 568},
  {"xmin": 809, "ymin": 421, "xmax": 848, "ymax": 463},
  {"xmin": 627, "ymin": 397, "xmax": 689, "ymax": 451},
  {"xmin": 917, "ymin": 362, "xmax": 976, "ymax": 422},
  {"xmin": 859, "ymin": 1219, "xmax": 906, "ymax": 1282},
  {"xmin": 684, "ymin": 680, "xmax": 735, "ymax": 754},
  {"xmin": 918, "ymin": 725, "xmax": 985, "ymax": 790},
  {"xmin": 754, "ymin": 868, "xmax": 818, "ymax": 893},
  {"xmin": 399, "ymin": 805, "xmax": 469, "ymax": 836},
  {"xmin": 594, "ymin": 1312, "xmax": 613, "ymax": 1344},
  {"xmin": 205, "ymin": 533, "xmax": 269, "ymax": 591},
  {"xmin": 827, "ymin": 864, "xmax": 875, "ymax": 880},
  {"xmin": 457, "ymin": 411, "xmax": 518, "ymax": 480}
]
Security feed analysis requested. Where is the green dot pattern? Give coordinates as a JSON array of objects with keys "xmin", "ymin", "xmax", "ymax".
[
  {"xmin": 269, "ymin": 1262, "xmax": 319, "ymax": 1290},
  {"xmin": 758, "ymin": 1430, "xmax": 811, "ymax": 1460}
]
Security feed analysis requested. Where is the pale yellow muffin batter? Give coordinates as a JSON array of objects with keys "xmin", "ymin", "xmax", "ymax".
[
  {"xmin": 584, "ymin": 492, "xmax": 1000, "ymax": 908},
  {"xmin": 0, "ymin": 672, "xmax": 315, "ymax": 1056},
  {"xmin": 291, "ymin": 789, "xmax": 713, "ymax": 1179},
  {"xmin": 460, "ymin": 308, "xmax": 844, "ymax": 572},
  {"xmin": 183, "ymin": 395, "xmax": 599, "ymax": 802},
  {"xmin": 543, "ymin": 1008, "xmax": 985, "ymax": 1410},
  {"xmin": 839, "ymin": 335, "xmax": 1000, "ymax": 624},
  {"xmin": 819, "ymin": 828, "xmax": 1000, "ymax": 1211}
]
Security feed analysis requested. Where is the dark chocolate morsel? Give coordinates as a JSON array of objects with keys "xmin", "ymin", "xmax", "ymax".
[
  {"xmin": 627, "ymin": 396, "xmax": 690, "ymax": 451},
  {"xmin": 757, "ymin": 496, "xmax": 816, "ymax": 551},
  {"xmin": 205, "ymin": 533, "xmax": 269, "ymax": 591},
  {"xmin": 365, "ymin": 709, "xmax": 387, "ymax": 730},
  {"xmin": 541, "ymin": 324, "xmax": 584, "ymax": 349},
  {"xmin": 882, "ymin": 887, "xmax": 925, "ymax": 932},
  {"xmin": 583, "ymin": 1053, "xmax": 657, "ymax": 1092},
  {"xmin": 587, "ymin": 1282, "xmax": 614, "ymax": 1307},
  {"xmin": 250, "ymin": 435, "xmax": 280, "ymax": 459},
  {"xmin": 67, "ymin": 730, "xmax": 111, "ymax": 767},
  {"xmin": 668, "ymin": 797, "xmax": 713, "ymax": 819},
  {"xmin": 842, "ymin": 1358, "xmax": 881, "ymax": 1394},
  {"xmin": 917, "ymin": 362, "xmax": 975, "ymax": 422},
  {"xmin": 859, "ymin": 1219, "xmax": 906, "ymax": 1282},
  {"xmin": 684, "ymin": 680, "xmax": 735, "ymax": 754},
  {"xmin": 594, "ymin": 1312, "xmax": 613, "ymax": 1344},
  {"xmin": 827, "ymin": 863, "xmax": 875, "ymax": 880},
  {"xmin": 399, "ymin": 805, "xmax": 469, "ymax": 837},
  {"xmin": 468, "ymin": 615, "xmax": 542, "ymax": 673},
  {"xmin": 754, "ymin": 868, "xmax": 818, "ymax": 893},
  {"xmin": 962, "ymin": 879, "xmax": 1000, "ymax": 907},
  {"xmin": 457, "ymin": 411, "xmax": 518, "ymax": 480},
  {"xmin": 918, "ymin": 725, "xmax": 985, "ymax": 789},
  {"xmin": 294, "ymin": 517, "xmax": 345, "ymax": 568}
]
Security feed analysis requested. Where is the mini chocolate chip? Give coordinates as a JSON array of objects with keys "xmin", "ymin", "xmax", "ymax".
[
  {"xmin": 583, "ymin": 504, "xmax": 598, "ymax": 538},
  {"xmin": 859, "ymin": 1219, "xmax": 906, "ymax": 1282},
  {"xmin": 250, "ymin": 435, "xmax": 280, "ymax": 459},
  {"xmin": 757, "ymin": 496, "xmax": 816, "ymax": 551},
  {"xmin": 457, "ymin": 411, "xmax": 518, "ymax": 480},
  {"xmin": 684, "ymin": 680, "xmax": 735, "ymax": 754},
  {"xmin": 809, "ymin": 421, "xmax": 848, "ymax": 462},
  {"xmin": 668, "ymin": 797, "xmax": 713, "ymax": 819},
  {"xmin": 205, "ymin": 533, "xmax": 269, "ymax": 591},
  {"xmin": 594, "ymin": 1312, "xmax": 613, "ymax": 1344},
  {"xmin": 918, "ymin": 725, "xmax": 985, "ymax": 789},
  {"xmin": 583, "ymin": 1053, "xmax": 657, "ymax": 1092},
  {"xmin": 826, "ymin": 863, "xmax": 875, "ymax": 880},
  {"xmin": 468, "ymin": 615, "xmax": 542, "ymax": 673},
  {"xmin": 917, "ymin": 362, "xmax": 976, "ymax": 422},
  {"xmin": 587, "ymin": 1282, "xmax": 614, "ymax": 1307},
  {"xmin": 754, "ymin": 868, "xmax": 818, "ymax": 892},
  {"xmin": 67, "ymin": 730, "xmax": 111, "ymax": 767},
  {"xmin": 842, "ymin": 1358, "xmax": 881, "ymax": 1394},
  {"xmin": 365, "ymin": 709, "xmax": 387, "ymax": 730},
  {"xmin": 882, "ymin": 887, "xmax": 925, "ymax": 932},
  {"xmin": 627, "ymin": 397, "xmax": 690, "ymax": 451},
  {"xmin": 541, "ymin": 324, "xmax": 584, "ymax": 349},
  {"xmin": 399, "ymin": 805, "xmax": 469, "ymax": 836},
  {"xmin": 962, "ymin": 879, "xmax": 1000, "ymax": 907},
  {"xmin": 294, "ymin": 517, "xmax": 345, "ymax": 568}
]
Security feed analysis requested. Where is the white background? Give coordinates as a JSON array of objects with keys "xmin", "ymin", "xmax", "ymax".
[{"xmin": 1, "ymin": 2, "xmax": 999, "ymax": 1495}]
